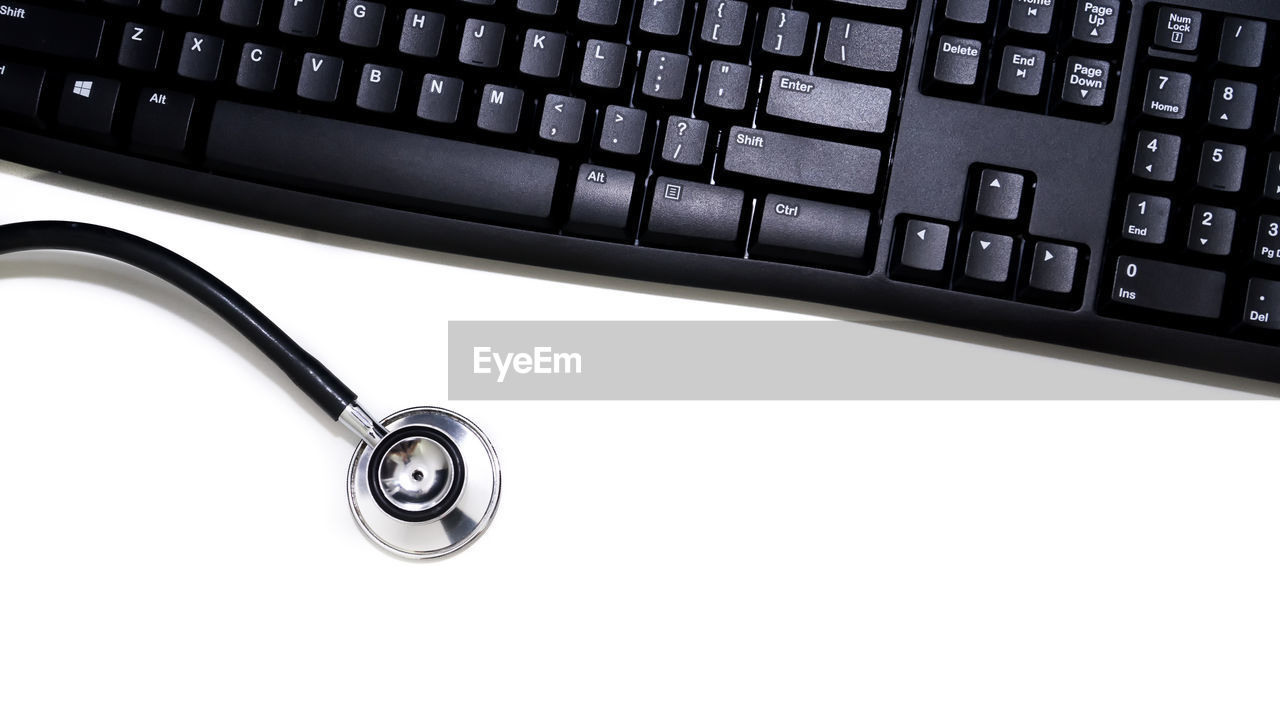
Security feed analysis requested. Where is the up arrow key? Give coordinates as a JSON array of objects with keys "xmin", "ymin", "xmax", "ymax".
[{"xmin": 990, "ymin": 178, "xmax": 1001, "ymax": 188}]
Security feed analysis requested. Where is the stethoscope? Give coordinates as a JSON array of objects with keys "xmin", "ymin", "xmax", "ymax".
[{"xmin": 0, "ymin": 221, "xmax": 500, "ymax": 560}]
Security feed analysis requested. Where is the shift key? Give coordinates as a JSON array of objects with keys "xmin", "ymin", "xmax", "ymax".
[
  {"xmin": 1111, "ymin": 256, "xmax": 1225, "ymax": 319},
  {"xmin": 724, "ymin": 126, "xmax": 880, "ymax": 194},
  {"xmin": 0, "ymin": 3, "xmax": 105, "ymax": 60}
]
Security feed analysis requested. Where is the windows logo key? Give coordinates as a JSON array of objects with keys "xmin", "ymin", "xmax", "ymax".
[{"xmin": 72, "ymin": 80, "xmax": 93, "ymax": 98}]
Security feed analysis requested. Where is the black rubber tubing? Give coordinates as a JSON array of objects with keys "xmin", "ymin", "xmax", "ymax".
[{"xmin": 0, "ymin": 221, "xmax": 357, "ymax": 419}]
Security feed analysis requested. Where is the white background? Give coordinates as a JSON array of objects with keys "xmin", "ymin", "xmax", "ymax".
[{"xmin": 0, "ymin": 164, "xmax": 1276, "ymax": 718}]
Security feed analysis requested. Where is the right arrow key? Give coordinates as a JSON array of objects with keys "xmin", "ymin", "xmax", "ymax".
[{"xmin": 1028, "ymin": 241, "xmax": 1080, "ymax": 296}]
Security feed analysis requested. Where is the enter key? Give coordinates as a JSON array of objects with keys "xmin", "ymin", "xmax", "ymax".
[{"xmin": 764, "ymin": 71, "xmax": 892, "ymax": 134}]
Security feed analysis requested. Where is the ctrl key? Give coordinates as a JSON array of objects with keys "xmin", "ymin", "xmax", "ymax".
[
  {"xmin": 643, "ymin": 178, "xmax": 745, "ymax": 254},
  {"xmin": 0, "ymin": 62, "xmax": 46, "ymax": 124}
]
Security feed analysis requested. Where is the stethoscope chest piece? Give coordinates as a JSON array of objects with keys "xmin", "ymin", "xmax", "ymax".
[{"xmin": 348, "ymin": 407, "xmax": 501, "ymax": 559}]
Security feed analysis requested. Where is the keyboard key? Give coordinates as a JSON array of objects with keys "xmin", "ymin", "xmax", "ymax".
[
  {"xmin": 600, "ymin": 106, "xmax": 647, "ymax": 155},
  {"xmin": 899, "ymin": 220, "xmax": 950, "ymax": 273},
  {"xmin": 460, "ymin": 20, "xmax": 504, "ymax": 67},
  {"xmin": 119, "ymin": 23, "xmax": 163, "ymax": 72},
  {"xmin": 568, "ymin": 164, "xmax": 635, "ymax": 239},
  {"xmin": 417, "ymin": 74, "xmax": 463, "ymax": 123},
  {"xmin": 0, "ymin": 62, "xmax": 45, "ymax": 123},
  {"xmin": 724, "ymin": 126, "xmax": 880, "ymax": 194},
  {"xmin": 995, "ymin": 46, "xmax": 1045, "ymax": 97},
  {"xmin": 1219, "ymin": 17, "xmax": 1266, "ymax": 68},
  {"xmin": 1197, "ymin": 142, "xmax": 1246, "ymax": 193},
  {"xmin": 1243, "ymin": 279, "xmax": 1280, "ymax": 330},
  {"xmin": 205, "ymin": 101, "xmax": 560, "ymax": 223},
  {"xmin": 1253, "ymin": 216, "xmax": 1280, "ymax": 266},
  {"xmin": 539, "ymin": 95, "xmax": 586, "ymax": 143},
  {"xmin": 638, "ymin": 0, "xmax": 685, "ymax": 37},
  {"xmin": 220, "ymin": 0, "xmax": 264, "ymax": 28},
  {"xmin": 57, "ymin": 75, "xmax": 119, "ymax": 136},
  {"xmin": 298, "ymin": 54, "xmax": 343, "ymax": 102},
  {"xmin": 1208, "ymin": 80, "xmax": 1255, "ymax": 131},
  {"xmin": 132, "ymin": 89, "xmax": 194, "ymax": 157},
  {"xmin": 1141, "ymin": 69, "xmax": 1189, "ymax": 120},
  {"xmin": 1071, "ymin": 0, "xmax": 1120, "ymax": 45},
  {"xmin": 178, "ymin": 33, "xmax": 223, "ymax": 82},
  {"xmin": 824, "ymin": 19, "xmax": 903, "ymax": 73},
  {"xmin": 1121, "ymin": 193, "xmax": 1170, "ymax": 244},
  {"xmin": 401, "ymin": 10, "xmax": 445, "ymax": 58},
  {"xmin": 1187, "ymin": 205, "xmax": 1234, "ymax": 256},
  {"xmin": 578, "ymin": 0, "xmax": 623, "ymax": 26},
  {"xmin": 340, "ymin": 1, "xmax": 385, "ymax": 47},
  {"xmin": 0, "ymin": 3, "xmax": 105, "ymax": 60},
  {"xmin": 1028, "ymin": 242, "xmax": 1077, "ymax": 295},
  {"xmin": 756, "ymin": 195, "xmax": 870, "ymax": 267},
  {"xmin": 659, "ymin": 116, "xmax": 708, "ymax": 165},
  {"xmin": 236, "ymin": 44, "xmax": 282, "ymax": 92},
  {"xmin": 581, "ymin": 40, "xmax": 626, "ymax": 89},
  {"xmin": 1060, "ymin": 57, "xmax": 1108, "ymax": 108},
  {"xmin": 701, "ymin": 0, "xmax": 748, "ymax": 47},
  {"xmin": 521, "ymin": 30, "xmax": 566, "ymax": 78},
  {"xmin": 280, "ymin": 0, "xmax": 325, "ymax": 37},
  {"xmin": 1153, "ymin": 6, "xmax": 1200, "ymax": 52},
  {"xmin": 703, "ymin": 60, "xmax": 750, "ymax": 111},
  {"xmin": 644, "ymin": 178, "xmax": 744, "ymax": 253},
  {"xmin": 161, "ymin": 0, "xmax": 202, "ymax": 16},
  {"xmin": 974, "ymin": 168, "xmax": 1025, "ymax": 221},
  {"xmin": 944, "ymin": 0, "xmax": 989, "ymax": 24},
  {"xmin": 962, "ymin": 232, "xmax": 1014, "ymax": 284},
  {"xmin": 1133, "ymin": 131, "xmax": 1180, "ymax": 182},
  {"xmin": 1008, "ymin": 0, "xmax": 1055, "ymax": 35},
  {"xmin": 760, "ymin": 8, "xmax": 808, "ymax": 58},
  {"xmin": 933, "ymin": 36, "xmax": 982, "ymax": 87},
  {"xmin": 518, "ymin": 0, "xmax": 558, "ymax": 15},
  {"xmin": 477, "ymin": 84, "xmax": 523, "ymax": 134},
  {"xmin": 357, "ymin": 64, "xmax": 401, "ymax": 113},
  {"xmin": 641, "ymin": 51, "xmax": 690, "ymax": 101},
  {"xmin": 838, "ymin": 0, "xmax": 909, "ymax": 8},
  {"xmin": 764, "ymin": 71, "xmax": 891, "ymax": 134},
  {"xmin": 1267, "ymin": 152, "xmax": 1280, "ymax": 201},
  {"xmin": 1111, "ymin": 256, "xmax": 1225, "ymax": 319}
]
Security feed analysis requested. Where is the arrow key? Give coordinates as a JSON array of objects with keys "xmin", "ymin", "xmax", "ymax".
[
  {"xmin": 538, "ymin": 94, "xmax": 586, "ymax": 144},
  {"xmin": 974, "ymin": 168, "xmax": 1027, "ymax": 221},
  {"xmin": 896, "ymin": 219, "xmax": 952, "ymax": 280},
  {"xmin": 962, "ymin": 231, "xmax": 1015, "ymax": 287},
  {"xmin": 1027, "ymin": 241, "xmax": 1079, "ymax": 296}
]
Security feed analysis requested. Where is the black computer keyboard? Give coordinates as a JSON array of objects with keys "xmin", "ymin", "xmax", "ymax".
[{"xmin": 1, "ymin": 0, "xmax": 1278, "ymax": 383}]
